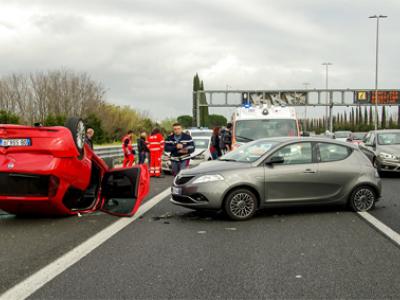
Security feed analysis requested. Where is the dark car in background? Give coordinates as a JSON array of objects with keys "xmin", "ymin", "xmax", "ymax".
[
  {"xmin": 171, "ymin": 137, "xmax": 381, "ymax": 220},
  {"xmin": 359, "ymin": 129, "xmax": 400, "ymax": 174}
]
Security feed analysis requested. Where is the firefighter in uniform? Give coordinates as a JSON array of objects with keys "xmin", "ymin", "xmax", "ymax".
[
  {"xmin": 122, "ymin": 130, "xmax": 135, "ymax": 168},
  {"xmin": 147, "ymin": 128, "xmax": 165, "ymax": 177}
]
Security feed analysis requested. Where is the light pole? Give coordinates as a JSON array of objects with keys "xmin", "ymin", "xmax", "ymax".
[
  {"xmin": 369, "ymin": 15, "xmax": 387, "ymax": 131},
  {"xmin": 322, "ymin": 62, "xmax": 332, "ymax": 132},
  {"xmin": 302, "ymin": 82, "xmax": 310, "ymax": 131}
]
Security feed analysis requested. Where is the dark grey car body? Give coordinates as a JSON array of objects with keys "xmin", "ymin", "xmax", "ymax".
[
  {"xmin": 171, "ymin": 137, "xmax": 381, "ymax": 211},
  {"xmin": 359, "ymin": 129, "xmax": 400, "ymax": 173}
]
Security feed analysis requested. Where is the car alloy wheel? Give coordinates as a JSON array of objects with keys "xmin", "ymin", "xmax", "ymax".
[
  {"xmin": 65, "ymin": 117, "xmax": 86, "ymax": 159},
  {"xmin": 225, "ymin": 189, "xmax": 257, "ymax": 220},
  {"xmin": 76, "ymin": 120, "xmax": 85, "ymax": 150},
  {"xmin": 350, "ymin": 186, "xmax": 376, "ymax": 212}
]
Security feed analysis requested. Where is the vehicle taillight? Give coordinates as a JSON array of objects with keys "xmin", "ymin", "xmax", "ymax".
[{"xmin": 48, "ymin": 175, "xmax": 60, "ymax": 197}]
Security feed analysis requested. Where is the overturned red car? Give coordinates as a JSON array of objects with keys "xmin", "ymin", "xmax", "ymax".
[{"xmin": 0, "ymin": 118, "xmax": 150, "ymax": 216}]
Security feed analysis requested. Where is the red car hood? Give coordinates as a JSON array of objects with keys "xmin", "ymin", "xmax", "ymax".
[{"xmin": 0, "ymin": 125, "xmax": 79, "ymax": 158}]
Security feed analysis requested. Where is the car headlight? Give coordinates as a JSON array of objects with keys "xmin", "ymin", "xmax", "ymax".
[
  {"xmin": 378, "ymin": 152, "xmax": 398, "ymax": 160},
  {"xmin": 192, "ymin": 174, "xmax": 224, "ymax": 184}
]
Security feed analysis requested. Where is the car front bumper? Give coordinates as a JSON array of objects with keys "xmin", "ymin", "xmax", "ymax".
[
  {"xmin": 170, "ymin": 180, "xmax": 229, "ymax": 209},
  {"xmin": 377, "ymin": 158, "xmax": 400, "ymax": 172}
]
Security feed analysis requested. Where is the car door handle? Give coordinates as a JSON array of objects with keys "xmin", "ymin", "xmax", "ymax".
[{"xmin": 303, "ymin": 169, "xmax": 316, "ymax": 174}]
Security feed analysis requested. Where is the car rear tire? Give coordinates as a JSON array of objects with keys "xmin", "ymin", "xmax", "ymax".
[
  {"xmin": 65, "ymin": 117, "xmax": 85, "ymax": 159},
  {"xmin": 349, "ymin": 186, "xmax": 376, "ymax": 212},
  {"xmin": 224, "ymin": 188, "xmax": 257, "ymax": 221}
]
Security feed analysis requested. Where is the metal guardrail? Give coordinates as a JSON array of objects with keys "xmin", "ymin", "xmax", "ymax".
[{"xmin": 94, "ymin": 145, "xmax": 138, "ymax": 166}]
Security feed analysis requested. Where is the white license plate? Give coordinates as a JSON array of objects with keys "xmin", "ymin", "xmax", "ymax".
[
  {"xmin": 171, "ymin": 187, "xmax": 182, "ymax": 195},
  {"xmin": 0, "ymin": 138, "xmax": 31, "ymax": 147}
]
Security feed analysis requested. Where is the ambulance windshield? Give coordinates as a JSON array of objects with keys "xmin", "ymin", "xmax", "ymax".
[{"xmin": 235, "ymin": 119, "xmax": 298, "ymax": 142}]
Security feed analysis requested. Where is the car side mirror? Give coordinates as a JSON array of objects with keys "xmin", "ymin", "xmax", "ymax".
[{"xmin": 266, "ymin": 156, "xmax": 285, "ymax": 165}]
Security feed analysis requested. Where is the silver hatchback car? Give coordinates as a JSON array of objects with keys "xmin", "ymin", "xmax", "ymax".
[{"xmin": 170, "ymin": 138, "xmax": 382, "ymax": 220}]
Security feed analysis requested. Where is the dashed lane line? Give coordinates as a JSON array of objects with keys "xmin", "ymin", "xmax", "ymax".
[{"xmin": 358, "ymin": 211, "xmax": 400, "ymax": 247}]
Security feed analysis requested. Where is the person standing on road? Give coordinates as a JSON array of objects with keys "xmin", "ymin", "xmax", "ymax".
[
  {"xmin": 137, "ymin": 130, "xmax": 150, "ymax": 165},
  {"xmin": 122, "ymin": 130, "xmax": 135, "ymax": 168},
  {"xmin": 147, "ymin": 128, "xmax": 165, "ymax": 177},
  {"xmin": 220, "ymin": 123, "xmax": 233, "ymax": 154},
  {"xmin": 165, "ymin": 123, "xmax": 195, "ymax": 176},
  {"xmin": 85, "ymin": 127, "xmax": 94, "ymax": 150},
  {"xmin": 210, "ymin": 126, "xmax": 222, "ymax": 159}
]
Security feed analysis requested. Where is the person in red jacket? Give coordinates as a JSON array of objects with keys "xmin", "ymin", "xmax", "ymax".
[
  {"xmin": 147, "ymin": 128, "xmax": 165, "ymax": 177},
  {"xmin": 122, "ymin": 130, "xmax": 135, "ymax": 168}
]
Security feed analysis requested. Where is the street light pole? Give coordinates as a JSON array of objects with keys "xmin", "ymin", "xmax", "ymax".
[
  {"xmin": 302, "ymin": 82, "xmax": 310, "ymax": 131},
  {"xmin": 322, "ymin": 62, "xmax": 332, "ymax": 132},
  {"xmin": 369, "ymin": 15, "xmax": 387, "ymax": 131}
]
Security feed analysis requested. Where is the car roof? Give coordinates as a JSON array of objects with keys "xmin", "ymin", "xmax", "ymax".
[{"xmin": 255, "ymin": 137, "xmax": 359, "ymax": 149}]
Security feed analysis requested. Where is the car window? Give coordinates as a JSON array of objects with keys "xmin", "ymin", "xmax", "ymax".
[
  {"xmin": 221, "ymin": 140, "xmax": 278, "ymax": 162},
  {"xmin": 318, "ymin": 143, "xmax": 351, "ymax": 162},
  {"xmin": 377, "ymin": 132, "xmax": 400, "ymax": 145},
  {"xmin": 193, "ymin": 139, "xmax": 210, "ymax": 149},
  {"xmin": 270, "ymin": 142, "xmax": 312, "ymax": 165}
]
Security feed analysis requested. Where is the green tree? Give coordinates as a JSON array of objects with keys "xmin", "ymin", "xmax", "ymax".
[
  {"xmin": 364, "ymin": 106, "xmax": 368, "ymax": 125},
  {"xmin": 43, "ymin": 115, "xmax": 66, "ymax": 126},
  {"xmin": 192, "ymin": 74, "xmax": 200, "ymax": 126},
  {"xmin": 177, "ymin": 115, "xmax": 193, "ymax": 128},
  {"xmin": 199, "ymin": 80, "xmax": 209, "ymax": 127},
  {"xmin": 207, "ymin": 114, "xmax": 228, "ymax": 128},
  {"xmin": 369, "ymin": 106, "xmax": 373, "ymax": 127},
  {"xmin": 0, "ymin": 110, "xmax": 19, "ymax": 124},
  {"xmin": 192, "ymin": 74, "xmax": 209, "ymax": 127},
  {"xmin": 160, "ymin": 118, "xmax": 177, "ymax": 134},
  {"xmin": 381, "ymin": 106, "xmax": 387, "ymax": 128}
]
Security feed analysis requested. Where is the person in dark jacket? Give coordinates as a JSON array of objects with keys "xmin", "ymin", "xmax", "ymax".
[
  {"xmin": 137, "ymin": 130, "xmax": 150, "ymax": 165},
  {"xmin": 210, "ymin": 126, "xmax": 222, "ymax": 159},
  {"xmin": 220, "ymin": 123, "xmax": 233, "ymax": 154},
  {"xmin": 165, "ymin": 123, "xmax": 195, "ymax": 176}
]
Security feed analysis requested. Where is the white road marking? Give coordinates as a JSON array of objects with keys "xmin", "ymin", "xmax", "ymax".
[
  {"xmin": 0, "ymin": 188, "xmax": 171, "ymax": 300},
  {"xmin": 358, "ymin": 211, "xmax": 400, "ymax": 247}
]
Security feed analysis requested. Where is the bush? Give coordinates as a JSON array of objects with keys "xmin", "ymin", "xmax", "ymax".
[{"xmin": 0, "ymin": 110, "xmax": 19, "ymax": 124}]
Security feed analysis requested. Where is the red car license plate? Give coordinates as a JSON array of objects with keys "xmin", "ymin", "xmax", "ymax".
[{"xmin": 0, "ymin": 138, "xmax": 31, "ymax": 147}]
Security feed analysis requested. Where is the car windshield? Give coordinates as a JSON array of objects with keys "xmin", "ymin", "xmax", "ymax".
[
  {"xmin": 193, "ymin": 138, "xmax": 209, "ymax": 149},
  {"xmin": 335, "ymin": 131, "xmax": 351, "ymax": 138},
  {"xmin": 377, "ymin": 132, "xmax": 400, "ymax": 145},
  {"xmin": 353, "ymin": 132, "xmax": 366, "ymax": 140},
  {"xmin": 234, "ymin": 119, "xmax": 298, "ymax": 142},
  {"xmin": 221, "ymin": 140, "xmax": 279, "ymax": 162}
]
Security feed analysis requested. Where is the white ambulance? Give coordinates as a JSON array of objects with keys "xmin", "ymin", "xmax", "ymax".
[{"xmin": 231, "ymin": 104, "xmax": 301, "ymax": 148}]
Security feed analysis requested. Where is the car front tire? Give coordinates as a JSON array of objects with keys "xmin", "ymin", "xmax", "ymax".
[
  {"xmin": 224, "ymin": 188, "xmax": 257, "ymax": 221},
  {"xmin": 349, "ymin": 186, "xmax": 376, "ymax": 212}
]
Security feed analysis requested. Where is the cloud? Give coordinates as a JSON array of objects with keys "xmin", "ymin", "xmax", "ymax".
[{"xmin": 0, "ymin": 0, "xmax": 399, "ymax": 119}]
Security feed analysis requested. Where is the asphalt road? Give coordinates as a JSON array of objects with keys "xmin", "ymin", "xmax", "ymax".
[
  {"xmin": 0, "ymin": 176, "xmax": 172, "ymax": 295},
  {"xmin": 1, "ymin": 175, "xmax": 400, "ymax": 299}
]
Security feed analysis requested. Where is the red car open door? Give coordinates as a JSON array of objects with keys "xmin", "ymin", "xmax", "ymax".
[{"xmin": 100, "ymin": 165, "xmax": 150, "ymax": 217}]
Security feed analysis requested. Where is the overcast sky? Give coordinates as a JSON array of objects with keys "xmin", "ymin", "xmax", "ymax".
[{"xmin": 0, "ymin": 0, "xmax": 399, "ymax": 120}]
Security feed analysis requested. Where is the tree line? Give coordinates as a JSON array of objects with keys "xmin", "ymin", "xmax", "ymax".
[
  {"xmin": 304, "ymin": 105, "xmax": 400, "ymax": 134},
  {"xmin": 0, "ymin": 70, "xmax": 157, "ymax": 144}
]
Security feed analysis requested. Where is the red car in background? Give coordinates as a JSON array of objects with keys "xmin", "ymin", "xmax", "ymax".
[
  {"xmin": 0, "ymin": 118, "xmax": 150, "ymax": 216},
  {"xmin": 347, "ymin": 132, "xmax": 367, "ymax": 146}
]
